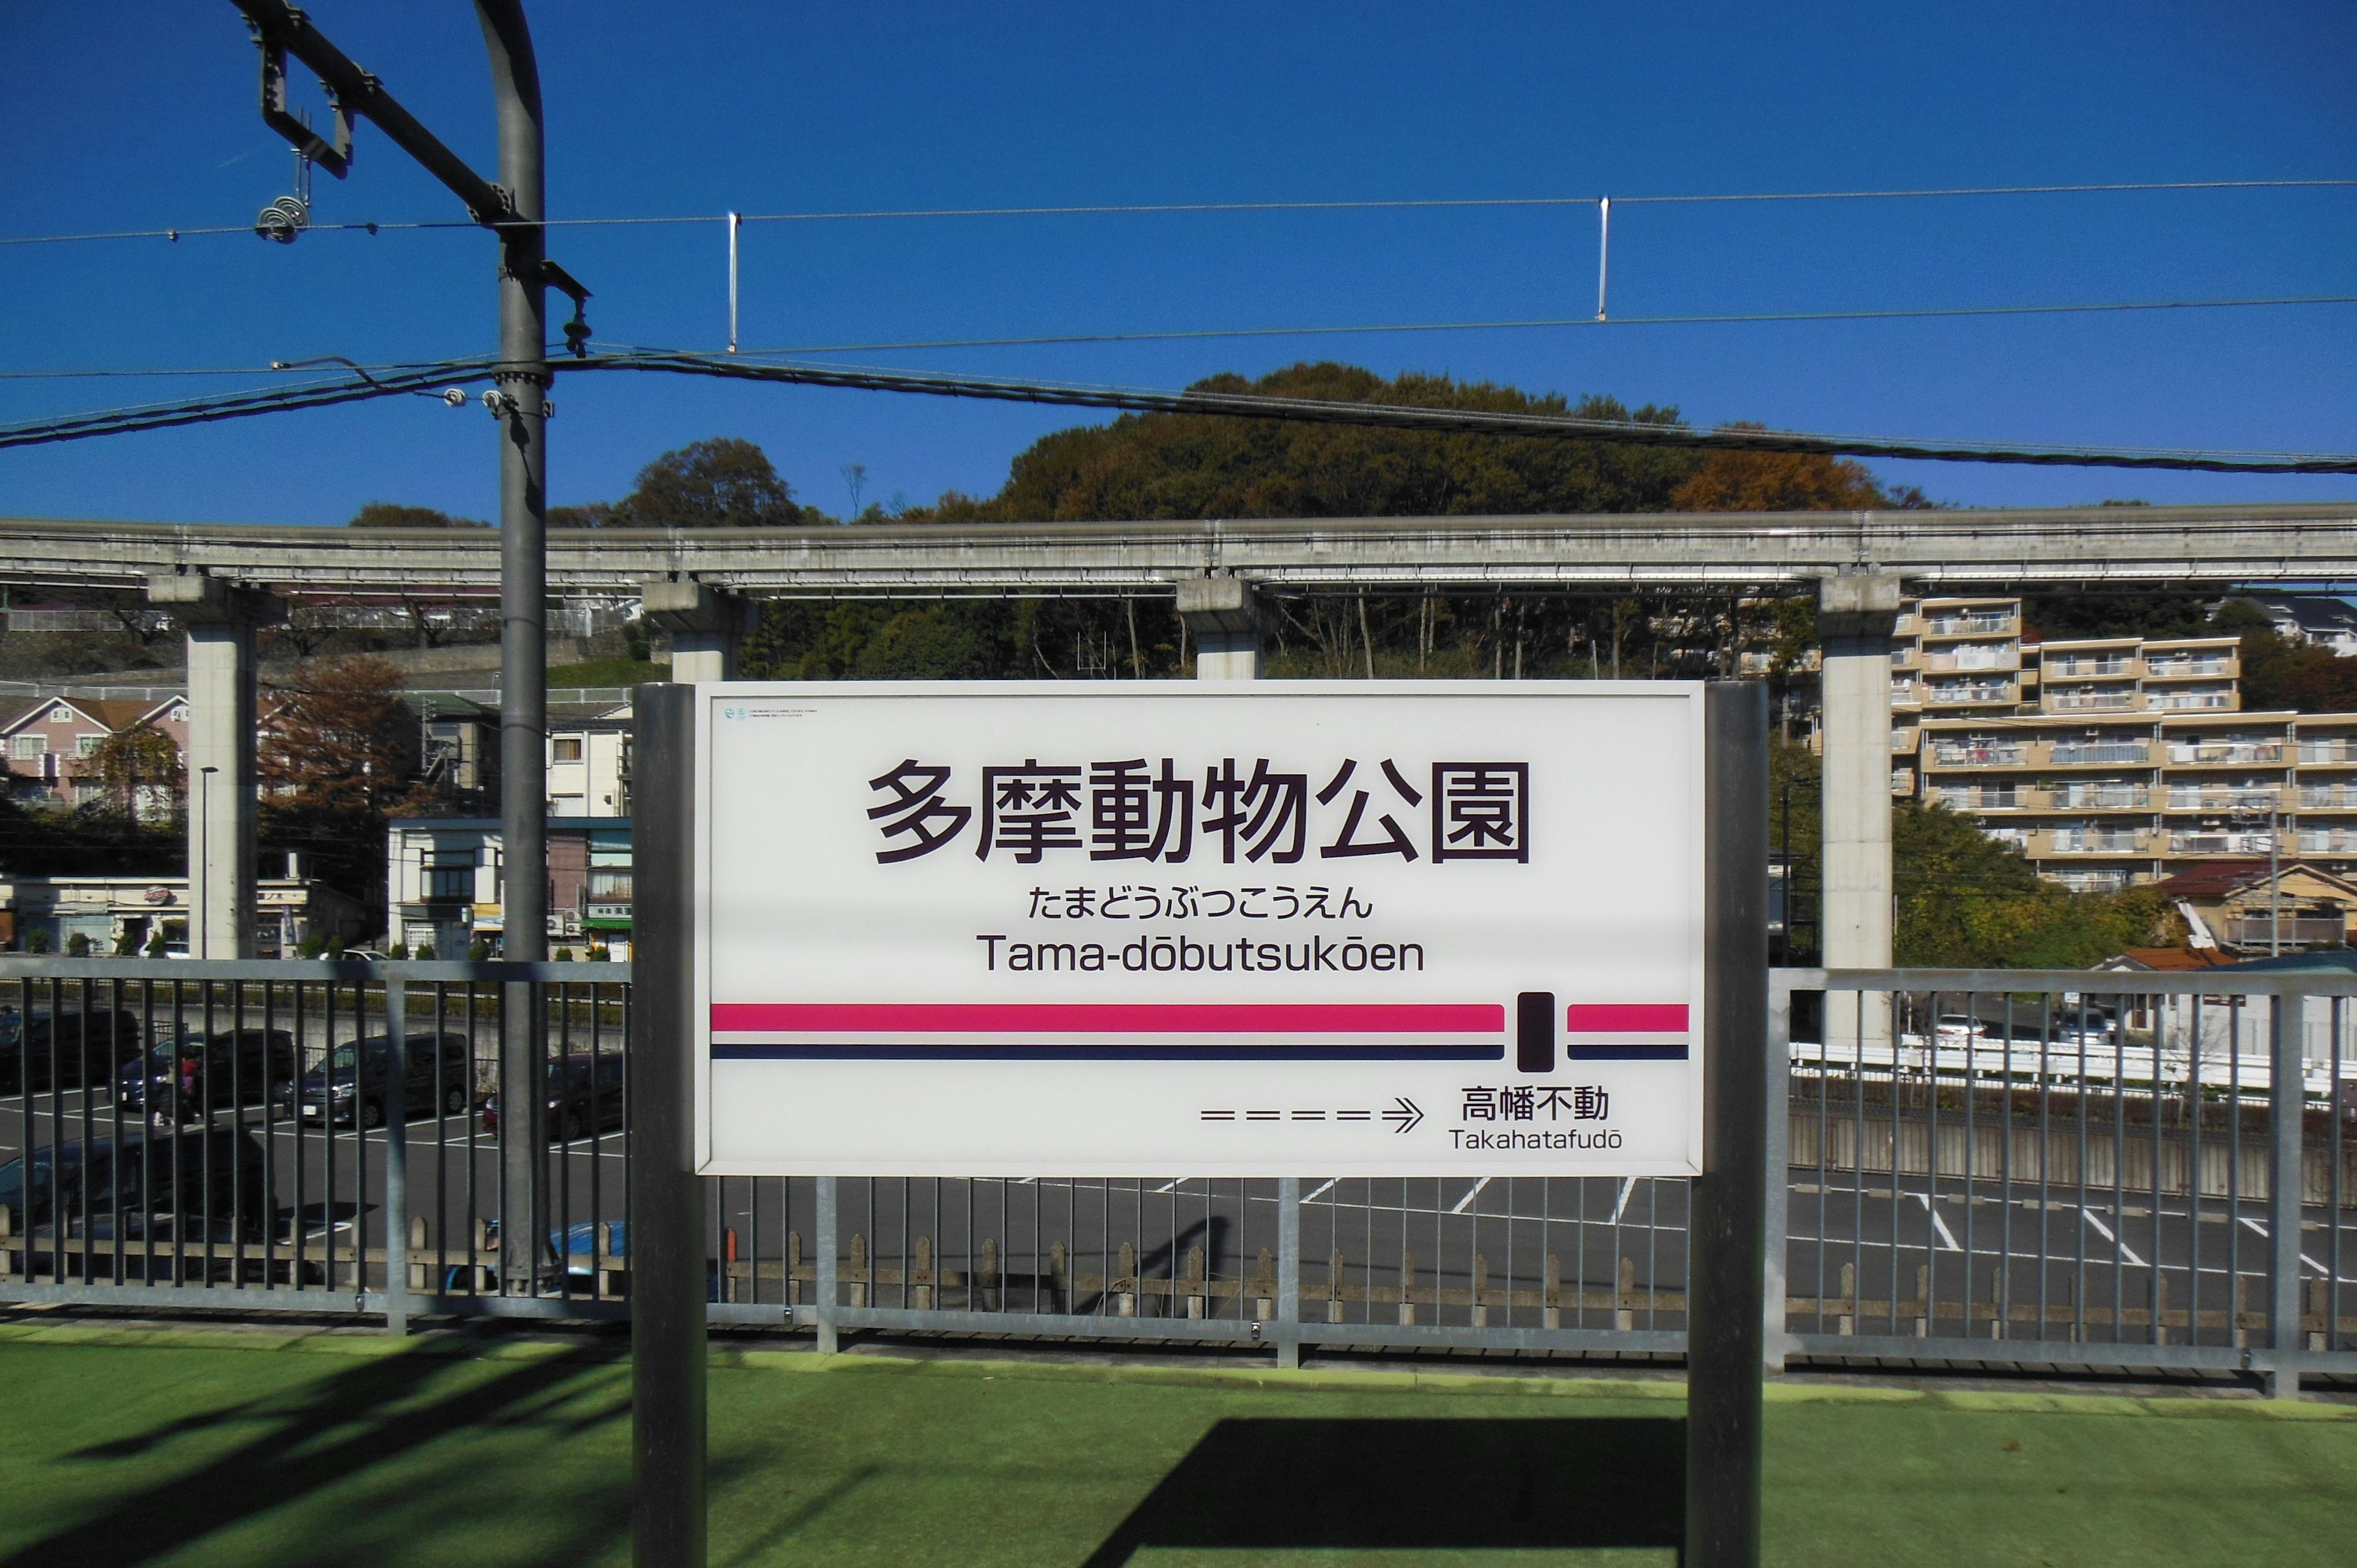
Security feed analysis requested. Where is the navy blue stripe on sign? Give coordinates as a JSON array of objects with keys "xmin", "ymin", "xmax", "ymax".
[
  {"xmin": 713, "ymin": 1043, "xmax": 1506, "ymax": 1062},
  {"xmin": 1565, "ymin": 1043, "xmax": 1690, "ymax": 1061}
]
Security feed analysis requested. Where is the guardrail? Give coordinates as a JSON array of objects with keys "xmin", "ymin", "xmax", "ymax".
[{"xmin": 2, "ymin": 959, "xmax": 2350, "ymax": 1391}]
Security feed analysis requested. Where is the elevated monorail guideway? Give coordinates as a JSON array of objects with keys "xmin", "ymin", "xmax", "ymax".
[{"xmin": 2, "ymin": 501, "xmax": 2356, "ymax": 599}]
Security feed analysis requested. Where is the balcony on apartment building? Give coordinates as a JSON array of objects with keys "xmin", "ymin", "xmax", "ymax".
[
  {"xmin": 2051, "ymin": 867, "xmax": 2135, "ymax": 893},
  {"xmin": 2297, "ymin": 827, "xmax": 2357, "ymax": 855},
  {"xmin": 1921, "ymin": 679, "xmax": 2017, "ymax": 707},
  {"xmin": 2046, "ymin": 738, "xmax": 2153, "ymax": 767},
  {"xmin": 2143, "ymin": 653, "xmax": 2237, "ymax": 679},
  {"xmin": 1919, "ymin": 644, "xmax": 2018, "ymax": 674},
  {"xmin": 1920, "ymin": 609, "xmax": 2017, "ymax": 638},
  {"xmin": 2148, "ymin": 690, "xmax": 2238, "ymax": 713},
  {"xmin": 2038, "ymin": 827, "xmax": 2150, "ymax": 855},
  {"xmin": 2299, "ymin": 737, "xmax": 2357, "ymax": 766},
  {"xmin": 2164, "ymin": 785, "xmax": 2281, "ymax": 812},
  {"xmin": 2298, "ymin": 783, "xmax": 2357, "ymax": 809},
  {"xmin": 1930, "ymin": 783, "xmax": 2024, "ymax": 811},
  {"xmin": 2045, "ymin": 687, "xmax": 2140, "ymax": 713},
  {"xmin": 1926, "ymin": 738, "xmax": 2032, "ymax": 768},
  {"xmin": 2039, "ymin": 652, "xmax": 2138, "ymax": 679},
  {"xmin": 1933, "ymin": 782, "xmax": 2147, "ymax": 812},
  {"xmin": 2166, "ymin": 738, "xmax": 2286, "ymax": 765},
  {"xmin": 2166, "ymin": 829, "xmax": 2277, "ymax": 855},
  {"xmin": 2047, "ymin": 781, "xmax": 2151, "ymax": 809}
]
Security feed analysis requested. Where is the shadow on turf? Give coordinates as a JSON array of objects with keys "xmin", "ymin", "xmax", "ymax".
[
  {"xmin": 9, "ymin": 1343, "xmax": 634, "ymax": 1568},
  {"xmin": 1078, "ymin": 1416, "xmax": 1686, "ymax": 1567}
]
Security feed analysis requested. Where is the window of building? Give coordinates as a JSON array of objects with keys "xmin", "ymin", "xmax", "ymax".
[
  {"xmin": 425, "ymin": 866, "xmax": 474, "ymax": 901},
  {"xmin": 48, "ymin": 706, "xmax": 71, "ymax": 724},
  {"xmin": 552, "ymin": 736, "xmax": 584, "ymax": 762},
  {"xmin": 10, "ymin": 735, "xmax": 44, "ymax": 758},
  {"xmin": 76, "ymin": 733, "xmax": 103, "ymax": 757}
]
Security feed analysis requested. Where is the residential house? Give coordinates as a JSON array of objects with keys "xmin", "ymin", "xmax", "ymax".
[
  {"xmin": 0, "ymin": 694, "xmax": 189, "ymax": 813},
  {"xmin": 385, "ymin": 816, "xmax": 632, "ymax": 959}
]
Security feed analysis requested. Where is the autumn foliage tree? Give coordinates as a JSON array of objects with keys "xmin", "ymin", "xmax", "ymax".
[
  {"xmin": 1670, "ymin": 425, "xmax": 1931, "ymax": 511},
  {"xmin": 258, "ymin": 655, "xmax": 420, "ymax": 906},
  {"xmin": 88, "ymin": 723, "xmax": 184, "ymax": 819}
]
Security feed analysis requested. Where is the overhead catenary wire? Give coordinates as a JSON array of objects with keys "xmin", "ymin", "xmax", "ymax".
[
  {"xmin": 8, "ymin": 288, "xmax": 2356, "ymax": 381},
  {"xmin": 4, "ymin": 177, "xmax": 2353, "ymax": 247},
  {"xmin": 7, "ymin": 347, "xmax": 2357, "ymax": 475}
]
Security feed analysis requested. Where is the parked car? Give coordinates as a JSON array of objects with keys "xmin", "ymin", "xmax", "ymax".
[
  {"xmin": 440, "ymin": 1215, "xmax": 569, "ymax": 1295},
  {"xmin": 444, "ymin": 1218, "xmax": 670, "ymax": 1297},
  {"xmin": 117, "ymin": 1028, "xmax": 299, "ymax": 1124},
  {"xmin": 0, "ymin": 1008, "xmax": 143, "ymax": 1095},
  {"xmin": 341, "ymin": 948, "xmax": 391, "ymax": 962},
  {"xmin": 479, "ymin": 1052, "xmax": 626, "ymax": 1140},
  {"xmin": 0, "ymin": 1127, "xmax": 273, "ymax": 1248},
  {"xmin": 285, "ymin": 1032, "xmax": 473, "ymax": 1127}
]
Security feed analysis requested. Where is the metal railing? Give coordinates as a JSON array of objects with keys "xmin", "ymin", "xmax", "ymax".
[{"xmin": 4, "ymin": 958, "xmax": 2351, "ymax": 1393}]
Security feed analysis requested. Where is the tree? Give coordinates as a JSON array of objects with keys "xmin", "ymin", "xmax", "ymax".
[
  {"xmin": 258, "ymin": 656, "xmax": 420, "ymax": 915},
  {"xmin": 548, "ymin": 502, "xmax": 614, "ymax": 529},
  {"xmin": 350, "ymin": 503, "xmax": 489, "ymax": 528},
  {"xmin": 910, "ymin": 363, "xmax": 1701, "ymax": 523},
  {"xmin": 1767, "ymin": 737, "xmax": 2167, "ymax": 968},
  {"xmin": 1668, "ymin": 427, "xmax": 1922, "ymax": 512},
  {"xmin": 88, "ymin": 722, "xmax": 184, "ymax": 819},
  {"xmin": 608, "ymin": 438, "xmax": 816, "ymax": 528},
  {"xmin": 259, "ymin": 655, "xmax": 417, "ymax": 815},
  {"xmin": 2212, "ymin": 601, "xmax": 2357, "ymax": 712}
]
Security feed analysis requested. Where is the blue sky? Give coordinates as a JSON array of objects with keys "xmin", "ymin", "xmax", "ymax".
[{"xmin": 2, "ymin": 1, "xmax": 2353, "ymax": 525}]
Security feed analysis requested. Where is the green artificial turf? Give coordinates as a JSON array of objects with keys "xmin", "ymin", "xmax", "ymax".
[{"xmin": 0, "ymin": 1325, "xmax": 2350, "ymax": 1567}]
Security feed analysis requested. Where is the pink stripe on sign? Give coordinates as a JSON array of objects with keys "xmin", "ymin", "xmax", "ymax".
[
  {"xmin": 711, "ymin": 1002, "xmax": 1504, "ymax": 1034},
  {"xmin": 1564, "ymin": 1003, "xmax": 1689, "ymax": 1033}
]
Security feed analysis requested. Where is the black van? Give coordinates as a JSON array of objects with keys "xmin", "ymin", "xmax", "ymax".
[
  {"xmin": 0, "ymin": 1008, "xmax": 143, "ymax": 1095},
  {"xmin": 0, "ymin": 1127, "xmax": 272, "ymax": 1247},
  {"xmin": 117, "ymin": 1028, "xmax": 300, "ymax": 1124},
  {"xmin": 287, "ymin": 1032, "xmax": 473, "ymax": 1127}
]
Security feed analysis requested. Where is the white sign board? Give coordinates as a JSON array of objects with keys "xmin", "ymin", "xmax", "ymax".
[{"xmin": 693, "ymin": 681, "xmax": 1705, "ymax": 1177}]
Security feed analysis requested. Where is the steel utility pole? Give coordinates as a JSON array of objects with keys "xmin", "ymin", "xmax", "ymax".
[{"xmin": 230, "ymin": 0, "xmax": 590, "ymax": 1290}]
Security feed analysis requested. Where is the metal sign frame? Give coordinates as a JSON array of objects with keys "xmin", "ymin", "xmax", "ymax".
[{"xmin": 682, "ymin": 679, "xmax": 1711, "ymax": 1180}]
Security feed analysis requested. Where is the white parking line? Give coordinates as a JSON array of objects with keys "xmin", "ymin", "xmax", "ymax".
[
  {"xmin": 1911, "ymin": 1192, "xmax": 1962, "ymax": 1253},
  {"xmin": 1302, "ymin": 1177, "xmax": 1339, "ymax": 1203},
  {"xmin": 2079, "ymin": 1206, "xmax": 2145, "ymax": 1267},
  {"xmin": 1449, "ymin": 1177, "xmax": 1492, "ymax": 1215}
]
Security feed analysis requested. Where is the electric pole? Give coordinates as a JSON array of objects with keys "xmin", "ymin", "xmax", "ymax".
[{"xmin": 231, "ymin": 0, "xmax": 590, "ymax": 1294}]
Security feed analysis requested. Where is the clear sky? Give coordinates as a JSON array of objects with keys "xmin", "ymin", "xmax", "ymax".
[{"xmin": 2, "ymin": 0, "xmax": 2353, "ymax": 525}]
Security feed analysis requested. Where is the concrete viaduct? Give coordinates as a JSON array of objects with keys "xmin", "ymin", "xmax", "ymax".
[{"xmin": 6, "ymin": 501, "xmax": 2354, "ymax": 967}]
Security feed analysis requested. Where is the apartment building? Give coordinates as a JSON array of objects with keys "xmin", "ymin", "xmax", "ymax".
[{"xmin": 1887, "ymin": 596, "xmax": 2357, "ymax": 894}]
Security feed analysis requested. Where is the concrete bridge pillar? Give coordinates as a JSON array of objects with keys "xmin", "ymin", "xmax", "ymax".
[
  {"xmin": 1818, "ymin": 573, "xmax": 1902, "ymax": 995},
  {"xmin": 147, "ymin": 573, "xmax": 285, "ymax": 959},
  {"xmin": 640, "ymin": 580, "xmax": 757, "ymax": 683},
  {"xmin": 1177, "ymin": 578, "xmax": 1264, "ymax": 681}
]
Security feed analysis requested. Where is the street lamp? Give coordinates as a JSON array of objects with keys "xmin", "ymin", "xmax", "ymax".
[{"xmin": 196, "ymin": 765, "xmax": 218, "ymax": 959}]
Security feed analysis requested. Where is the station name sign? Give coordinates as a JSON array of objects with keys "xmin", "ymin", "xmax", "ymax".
[{"xmin": 692, "ymin": 682, "xmax": 1705, "ymax": 1177}]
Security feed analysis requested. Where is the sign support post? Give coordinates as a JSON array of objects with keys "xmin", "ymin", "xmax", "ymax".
[
  {"xmin": 631, "ymin": 683, "xmax": 708, "ymax": 1568},
  {"xmin": 1686, "ymin": 681, "xmax": 1768, "ymax": 1568}
]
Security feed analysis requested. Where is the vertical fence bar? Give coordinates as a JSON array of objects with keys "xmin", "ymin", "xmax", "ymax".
[
  {"xmin": 1275, "ymin": 1175, "xmax": 1301, "ymax": 1367},
  {"xmin": 1686, "ymin": 681, "xmax": 1767, "ymax": 1568},
  {"xmin": 2267, "ymin": 991, "xmax": 2304, "ymax": 1398},
  {"xmin": 816, "ymin": 1175, "xmax": 840, "ymax": 1351},
  {"xmin": 629, "ymin": 682, "xmax": 707, "ymax": 1568},
  {"xmin": 384, "ymin": 978, "xmax": 409, "ymax": 1335},
  {"xmin": 1762, "ymin": 975, "xmax": 1793, "ymax": 1370}
]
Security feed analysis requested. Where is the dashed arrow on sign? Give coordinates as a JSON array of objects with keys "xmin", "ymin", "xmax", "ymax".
[{"xmin": 1383, "ymin": 1097, "xmax": 1424, "ymax": 1134}]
